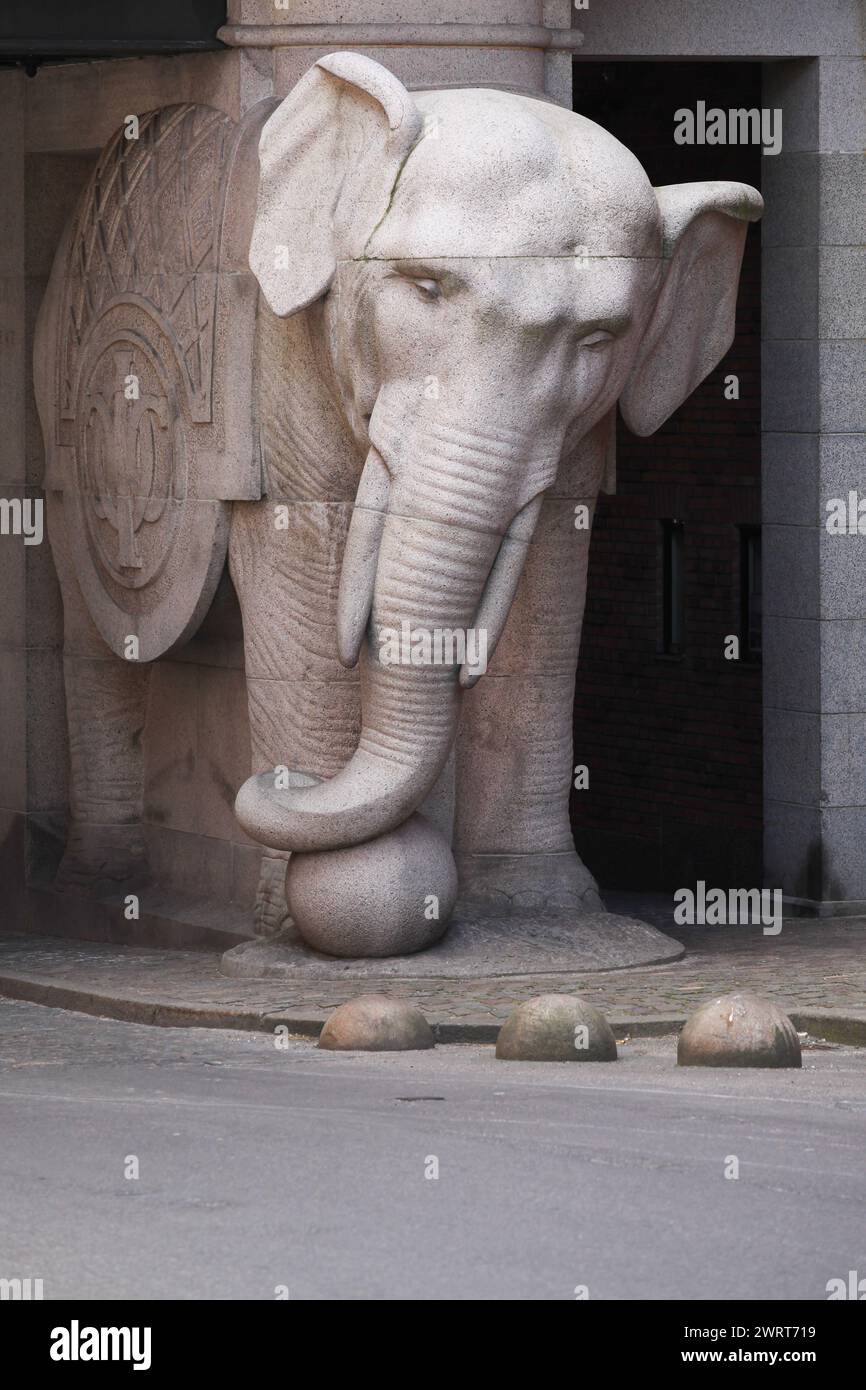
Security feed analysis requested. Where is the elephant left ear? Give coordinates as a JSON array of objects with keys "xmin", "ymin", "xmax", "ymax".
[{"xmin": 619, "ymin": 181, "xmax": 763, "ymax": 437}]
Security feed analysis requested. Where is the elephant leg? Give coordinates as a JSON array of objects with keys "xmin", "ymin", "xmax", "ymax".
[
  {"xmin": 229, "ymin": 497, "xmax": 360, "ymax": 936},
  {"xmin": 47, "ymin": 492, "xmax": 151, "ymax": 890},
  {"xmin": 454, "ymin": 416, "xmax": 611, "ymax": 917}
]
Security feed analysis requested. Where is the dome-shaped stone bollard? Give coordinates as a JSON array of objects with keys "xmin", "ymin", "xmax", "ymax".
[
  {"xmin": 317, "ymin": 994, "xmax": 435, "ymax": 1051},
  {"xmin": 495, "ymin": 994, "xmax": 618, "ymax": 1062},
  {"xmin": 285, "ymin": 812, "xmax": 457, "ymax": 958},
  {"xmin": 677, "ymin": 992, "xmax": 801, "ymax": 1068}
]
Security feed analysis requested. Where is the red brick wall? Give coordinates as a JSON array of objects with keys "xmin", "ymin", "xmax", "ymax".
[{"xmin": 570, "ymin": 62, "xmax": 763, "ymax": 890}]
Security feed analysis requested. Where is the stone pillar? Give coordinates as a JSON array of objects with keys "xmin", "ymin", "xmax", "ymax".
[
  {"xmin": 762, "ymin": 54, "xmax": 866, "ymax": 913},
  {"xmin": 219, "ymin": 1, "xmax": 581, "ymax": 103},
  {"xmin": 0, "ymin": 70, "xmax": 29, "ymax": 917}
]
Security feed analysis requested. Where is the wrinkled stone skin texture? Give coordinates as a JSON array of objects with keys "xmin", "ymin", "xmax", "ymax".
[{"xmin": 36, "ymin": 52, "xmax": 761, "ymax": 957}]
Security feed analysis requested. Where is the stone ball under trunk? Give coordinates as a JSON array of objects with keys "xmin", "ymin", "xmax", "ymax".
[{"xmin": 285, "ymin": 812, "xmax": 457, "ymax": 957}]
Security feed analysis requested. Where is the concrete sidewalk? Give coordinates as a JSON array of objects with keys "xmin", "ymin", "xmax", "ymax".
[{"xmin": 0, "ymin": 894, "xmax": 865, "ymax": 1042}]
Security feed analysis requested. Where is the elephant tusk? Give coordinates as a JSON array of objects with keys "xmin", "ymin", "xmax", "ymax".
[
  {"xmin": 337, "ymin": 446, "xmax": 391, "ymax": 668},
  {"xmin": 459, "ymin": 494, "xmax": 543, "ymax": 690}
]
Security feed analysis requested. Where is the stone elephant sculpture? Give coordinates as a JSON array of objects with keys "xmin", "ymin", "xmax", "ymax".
[{"xmin": 35, "ymin": 52, "xmax": 761, "ymax": 956}]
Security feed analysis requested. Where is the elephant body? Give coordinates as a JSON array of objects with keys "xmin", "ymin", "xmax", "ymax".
[{"xmin": 36, "ymin": 55, "xmax": 761, "ymax": 951}]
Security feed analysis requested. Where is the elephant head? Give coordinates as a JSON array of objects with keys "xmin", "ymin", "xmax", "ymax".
[{"xmin": 236, "ymin": 52, "xmax": 762, "ymax": 854}]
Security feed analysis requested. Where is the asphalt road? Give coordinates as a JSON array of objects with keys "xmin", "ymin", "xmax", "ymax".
[{"xmin": 1, "ymin": 998, "xmax": 864, "ymax": 1300}]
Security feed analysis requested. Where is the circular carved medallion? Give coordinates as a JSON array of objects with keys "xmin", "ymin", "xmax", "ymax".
[
  {"xmin": 75, "ymin": 331, "xmax": 186, "ymax": 590},
  {"xmin": 63, "ymin": 303, "xmax": 230, "ymax": 662}
]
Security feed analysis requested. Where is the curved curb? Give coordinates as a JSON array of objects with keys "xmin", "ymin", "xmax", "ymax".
[{"xmin": 1, "ymin": 970, "xmax": 866, "ymax": 1048}]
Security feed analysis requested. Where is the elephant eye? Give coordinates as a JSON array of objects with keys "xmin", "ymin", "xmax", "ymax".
[
  {"xmin": 409, "ymin": 277, "xmax": 442, "ymax": 302},
  {"xmin": 579, "ymin": 330, "xmax": 615, "ymax": 349},
  {"xmin": 389, "ymin": 264, "xmax": 448, "ymax": 301}
]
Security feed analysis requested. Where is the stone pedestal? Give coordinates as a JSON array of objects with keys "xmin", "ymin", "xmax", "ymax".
[{"xmin": 222, "ymin": 910, "xmax": 683, "ymax": 979}]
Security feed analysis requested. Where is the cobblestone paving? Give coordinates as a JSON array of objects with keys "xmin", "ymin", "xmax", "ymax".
[{"xmin": 1, "ymin": 903, "xmax": 865, "ymax": 1035}]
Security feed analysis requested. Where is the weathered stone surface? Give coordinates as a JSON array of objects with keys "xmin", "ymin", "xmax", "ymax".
[
  {"xmin": 36, "ymin": 104, "xmax": 263, "ymax": 664},
  {"xmin": 496, "ymin": 994, "xmax": 617, "ymax": 1061},
  {"xmin": 285, "ymin": 813, "xmax": 456, "ymax": 957},
  {"xmin": 317, "ymin": 994, "xmax": 434, "ymax": 1051},
  {"xmin": 36, "ymin": 49, "xmax": 760, "ymax": 962},
  {"xmin": 677, "ymin": 992, "xmax": 802, "ymax": 1069},
  {"xmin": 455, "ymin": 849, "xmax": 602, "ymax": 917},
  {"xmin": 234, "ymin": 54, "xmax": 760, "ymax": 951},
  {"xmin": 222, "ymin": 910, "xmax": 682, "ymax": 978}
]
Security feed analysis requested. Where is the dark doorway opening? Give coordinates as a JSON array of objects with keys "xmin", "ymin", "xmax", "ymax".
[{"xmin": 570, "ymin": 61, "xmax": 763, "ymax": 891}]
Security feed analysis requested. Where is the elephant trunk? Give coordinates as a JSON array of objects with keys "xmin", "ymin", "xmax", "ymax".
[
  {"xmin": 235, "ymin": 413, "xmax": 551, "ymax": 853},
  {"xmin": 235, "ymin": 647, "xmax": 459, "ymax": 853}
]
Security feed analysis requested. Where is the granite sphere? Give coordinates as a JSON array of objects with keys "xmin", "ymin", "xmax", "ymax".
[
  {"xmin": 496, "ymin": 994, "xmax": 618, "ymax": 1062},
  {"xmin": 318, "ymin": 994, "xmax": 435, "ymax": 1050},
  {"xmin": 286, "ymin": 812, "xmax": 456, "ymax": 958},
  {"xmin": 678, "ymin": 992, "xmax": 801, "ymax": 1068}
]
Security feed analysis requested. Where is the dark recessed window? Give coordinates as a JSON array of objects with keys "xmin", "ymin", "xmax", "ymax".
[
  {"xmin": 661, "ymin": 519, "xmax": 685, "ymax": 655},
  {"xmin": 740, "ymin": 525, "xmax": 762, "ymax": 658}
]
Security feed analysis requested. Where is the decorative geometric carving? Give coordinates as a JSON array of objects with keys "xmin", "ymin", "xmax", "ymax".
[
  {"xmin": 60, "ymin": 105, "xmax": 234, "ymax": 424},
  {"xmin": 76, "ymin": 334, "xmax": 184, "ymax": 588},
  {"xmin": 62, "ymin": 301, "xmax": 228, "ymax": 661},
  {"xmin": 40, "ymin": 101, "xmax": 264, "ymax": 661}
]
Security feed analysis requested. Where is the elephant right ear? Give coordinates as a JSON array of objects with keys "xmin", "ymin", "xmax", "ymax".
[
  {"xmin": 249, "ymin": 52, "xmax": 423, "ymax": 317},
  {"xmin": 619, "ymin": 181, "xmax": 762, "ymax": 437}
]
